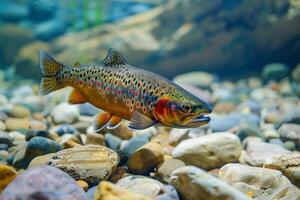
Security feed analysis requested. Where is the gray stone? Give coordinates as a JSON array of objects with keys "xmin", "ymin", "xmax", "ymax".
[
  {"xmin": 51, "ymin": 103, "xmax": 79, "ymax": 124},
  {"xmin": 262, "ymin": 63, "xmax": 289, "ymax": 81},
  {"xmin": 278, "ymin": 123, "xmax": 300, "ymax": 146}
]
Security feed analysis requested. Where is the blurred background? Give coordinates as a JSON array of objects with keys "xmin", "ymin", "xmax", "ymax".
[{"xmin": 0, "ymin": 0, "xmax": 300, "ymax": 81}]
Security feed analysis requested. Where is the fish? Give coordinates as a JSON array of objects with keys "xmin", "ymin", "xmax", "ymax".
[{"xmin": 39, "ymin": 48, "xmax": 212, "ymax": 131}]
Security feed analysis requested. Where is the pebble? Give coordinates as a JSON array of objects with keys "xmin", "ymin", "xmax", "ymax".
[
  {"xmin": 168, "ymin": 129, "xmax": 189, "ymax": 146},
  {"xmin": 29, "ymin": 119, "xmax": 47, "ymax": 130},
  {"xmin": 264, "ymin": 153, "xmax": 300, "ymax": 187},
  {"xmin": 262, "ymin": 63, "xmax": 289, "ymax": 81},
  {"xmin": 283, "ymin": 141, "xmax": 296, "ymax": 151},
  {"xmin": 77, "ymin": 180, "xmax": 89, "ymax": 191},
  {"xmin": 219, "ymin": 163, "xmax": 300, "ymax": 200},
  {"xmin": 0, "ymin": 121, "xmax": 5, "ymax": 131},
  {"xmin": 8, "ymin": 105, "xmax": 30, "ymax": 118},
  {"xmin": 292, "ymin": 63, "xmax": 300, "ymax": 83},
  {"xmin": 278, "ymin": 123, "xmax": 300, "ymax": 147},
  {"xmin": 0, "ymin": 164, "xmax": 17, "ymax": 192},
  {"xmin": 28, "ymin": 153, "xmax": 55, "ymax": 168},
  {"xmin": 0, "ymin": 131, "xmax": 13, "ymax": 146},
  {"xmin": 13, "ymin": 136, "xmax": 62, "ymax": 168},
  {"xmin": 25, "ymin": 129, "xmax": 51, "ymax": 141},
  {"xmin": 5, "ymin": 118, "xmax": 30, "ymax": 131},
  {"xmin": 235, "ymin": 123, "xmax": 264, "ymax": 141},
  {"xmin": 0, "ymin": 166, "xmax": 87, "ymax": 200},
  {"xmin": 128, "ymin": 142, "xmax": 164, "ymax": 174},
  {"xmin": 79, "ymin": 103, "xmax": 99, "ymax": 116},
  {"xmin": 56, "ymin": 124, "xmax": 77, "ymax": 136},
  {"xmin": 86, "ymin": 132, "xmax": 105, "ymax": 146},
  {"xmin": 108, "ymin": 122, "xmax": 133, "ymax": 139},
  {"xmin": 240, "ymin": 138, "xmax": 292, "ymax": 167},
  {"xmin": 105, "ymin": 133, "xmax": 122, "ymax": 151},
  {"xmin": 157, "ymin": 159, "xmax": 186, "ymax": 182},
  {"xmin": 121, "ymin": 134, "xmax": 149, "ymax": 157},
  {"xmin": 170, "ymin": 166, "xmax": 251, "ymax": 200},
  {"xmin": 51, "ymin": 103, "xmax": 79, "ymax": 124},
  {"xmin": 172, "ymin": 132, "xmax": 242, "ymax": 170},
  {"xmin": 48, "ymin": 145, "xmax": 119, "ymax": 184},
  {"xmin": 94, "ymin": 181, "xmax": 151, "ymax": 200},
  {"xmin": 116, "ymin": 175, "xmax": 163, "ymax": 198},
  {"xmin": 156, "ymin": 185, "xmax": 180, "ymax": 200}
]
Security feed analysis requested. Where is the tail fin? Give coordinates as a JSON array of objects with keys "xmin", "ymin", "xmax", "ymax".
[{"xmin": 39, "ymin": 51, "xmax": 65, "ymax": 95}]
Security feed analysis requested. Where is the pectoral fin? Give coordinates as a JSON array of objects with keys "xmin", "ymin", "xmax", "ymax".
[
  {"xmin": 68, "ymin": 89, "xmax": 87, "ymax": 104},
  {"xmin": 94, "ymin": 112, "xmax": 112, "ymax": 132},
  {"xmin": 128, "ymin": 111, "xmax": 157, "ymax": 130},
  {"xmin": 107, "ymin": 116, "xmax": 122, "ymax": 129}
]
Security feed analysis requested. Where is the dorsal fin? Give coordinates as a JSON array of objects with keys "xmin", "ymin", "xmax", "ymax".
[{"xmin": 101, "ymin": 48, "xmax": 128, "ymax": 66}]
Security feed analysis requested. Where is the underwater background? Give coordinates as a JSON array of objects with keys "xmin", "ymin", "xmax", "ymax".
[{"xmin": 1, "ymin": 0, "xmax": 300, "ymax": 200}]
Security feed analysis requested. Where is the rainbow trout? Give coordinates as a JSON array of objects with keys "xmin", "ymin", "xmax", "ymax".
[{"xmin": 39, "ymin": 48, "xmax": 212, "ymax": 131}]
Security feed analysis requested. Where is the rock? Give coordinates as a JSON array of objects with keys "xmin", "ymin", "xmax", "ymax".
[
  {"xmin": 94, "ymin": 181, "xmax": 151, "ymax": 200},
  {"xmin": 0, "ymin": 166, "xmax": 87, "ymax": 200},
  {"xmin": 35, "ymin": 20, "xmax": 67, "ymax": 40},
  {"xmin": 5, "ymin": 118, "xmax": 30, "ymax": 131},
  {"xmin": 236, "ymin": 123, "xmax": 264, "ymax": 141},
  {"xmin": 87, "ymin": 186, "xmax": 97, "ymax": 200},
  {"xmin": 156, "ymin": 185, "xmax": 180, "ymax": 200},
  {"xmin": 262, "ymin": 63, "xmax": 289, "ymax": 81},
  {"xmin": 0, "ymin": 1, "xmax": 28, "ymax": 21},
  {"xmin": 157, "ymin": 159, "xmax": 186, "ymax": 182},
  {"xmin": 292, "ymin": 63, "xmax": 300, "ymax": 83},
  {"xmin": 73, "ymin": 121, "xmax": 91, "ymax": 133},
  {"xmin": 168, "ymin": 129, "xmax": 189, "ymax": 146},
  {"xmin": 0, "ymin": 164, "xmax": 17, "ymax": 192},
  {"xmin": 0, "ymin": 144, "xmax": 8, "ymax": 151},
  {"xmin": 108, "ymin": 122, "xmax": 133, "ymax": 140},
  {"xmin": 0, "ymin": 121, "xmax": 5, "ymax": 131},
  {"xmin": 116, "ymin": 175, "xmax": 163, "ymax": 198},
  {"xmin": 104, "ymin": 133, "xmax": 122, "ymax": 151},
  {"xmin": 13, "ymin": 136, "xmax": 62, "ymax": 168},
  {"xmin": 209, "ymin": 113, "xmax": 260, "ymax": 132},
  {"xmin": 51, "ymin": 103, "xmax": 80, "ymax": 124},
  {"xmin": 170, "ymin": 166, "xmax": 251, "ymax": 200},
  {"xmin": 77, "ymin": 180, "xmax": 89, "ymax": 191},
  {"xmin": 79, "ymin": 103, "xmax": 99, "ymax": 116},
  {"xmin": 86, "ymin": 133, "xmax": 105, "ymax": 146},
  {"xmin": 29, "ymin": 0, "xmax": 56, "ymax": 20},
  {"xmin": 262, "ymin": 129, "xmax": 279, "ymax": 140},
  {"xmin": 172, "ymin": 132, "xmax": 242, "ymax": 170},
  {"xmin": 29, "ymin": 119, "xmax": 47, "ymax": 131},
  {"xmin": 48, "ymin": 145, "xmax": 119, "ymax": 184},
  {"xmin": 214, "ymin": 101, "xmax": 236, "ymax": 114},
  {"xmin": 128, "ymin": 142, "xmax": 164, "ymax": 174},
  {"xmin": 56, "ymin": 124, "xmax": 77, "ymax": 136},
  {"xmin": 8, "ymin": 105, "xmax": 31, "ymax": 118},
  {"xmin": 25, "ymin": 130, "xmax": 52, "ymax": 141},
  {"xmin": 173, "ymin": 71, "xmax": 216, "ymax": 89},
  {"xmin": 219, "ymin": 163, "xmax": 300, "ymax": 200},
  {"xmin": 264, "ymin": 153, "xmax": 300, "ymax": 187},
  {"xmin": 278, "ymin": 123, "xmax": 300, "ymax": 147},
  {"xmin": 283, "ymin": 141, "xmax": 296, "ymax": 151},
  {"xmin": 240, "ymin": 138, "xmax": 291, "ymax": 167},
  {"xmin": 0, "ymin": 24, "xmax": 33, "ymax": 65},
  {"xmin": 269, "ymin": 138, "xmax": 284, "ymax": 146},
  {"xmin": 0, "ymin": 131, "xmax": 13, "ymax": 147},
  {"xmin": 121, "ymin": 134, "xmax": 149, "ymax": 157},
  {"xmin": 28, "ymin": 153, "xmax": 55, "ymax": 168}
]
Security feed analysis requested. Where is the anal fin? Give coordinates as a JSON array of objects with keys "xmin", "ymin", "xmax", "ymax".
[
  {"xmin": 68, "ymin": 89, "xmax": 87, "ymax": 104},
  {"xmin": 128, "ymin": 111, "xmax": 157, "ymax": 130},
  {"xmin": 94, "ymin": 112, "xmax": 112, "ymax": 132},
  {"xmin": 107, "ymin": 116, "xmax": 122, "ymax": 129}
]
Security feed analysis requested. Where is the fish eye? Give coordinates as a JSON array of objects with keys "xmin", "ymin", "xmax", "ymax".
[{"xmin": 182, "ymin": 103, "xmax": 193, "ymax": 113}]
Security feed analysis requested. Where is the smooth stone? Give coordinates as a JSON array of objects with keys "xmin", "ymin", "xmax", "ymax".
[
  {"xmin": 85, "ymin": 133, "xmax": 105, "ymax": 146},
  {"xmin": 0, "ymin": 164, "xmax": 17, "ymax": 192},
  {"xmin": 48, "ymin": 145, "xmax": 119, "ymax": 185},
  {"xmin": 29, "ymin": 119, "xmax": 47, "ymax": 131},
  {"xmin": 262, "ymin": 129, "xmax": 280, "ymax": 140},
  {"xmin": 172, "ymin": 132, "xmax": 242, "ymax": 170},
  {"xmin": 283, "ymin": 141, "xmax": 296, "ymax": 151},
  {"xmin": 269, "ymin": 138, "xmax": 284, "ymax": 146},
  {"xmin": 0, "ymin": 144, "xmax": 8, "ymax": 151},
  {"xmin": 156, "ymin": 185, "xmax": 180, "ymax": 200},
  {"xmin": 35, "ymin": 20, "xmax": 67, "ymax": 39},
  {"xmin": 236, "ymin": 123, "xmax": 264, "ymax": 141},
  {"xmin": 86, "ymin": 186, "xmax": 97, "ymax": 200},
  {"xmin": 5, "ymin": 118, "xmax": 30, "ymax": 131},
  {"xmin": 0, "ymin": 112, "xmax": 8, "ymax": 122},
  {"xmin": 170, "ymin": 166, "xmax": 251, "ymax": 200},
  {"xmin": 9, "ymin": 105, "xmax": 31, "ymax": 118},
  {"xmin": 0, "ymin": 121, "xmax": 5, "ymax": 131},
  {"xmin": 0, "ymin": 131, "xmax": 13, "ymax": 146},
  {"xmin": 105, "ymin": 133, "xmax": 122, "ymax": 151},
  {"xmin": 250, "ymin": 88, "xmax": 278, "ymax": 102},
  {"xmin": 56, "ymin": 124, "xmax": 77, "ymax": 136},
  {"xmin": 214, "ymin": 101, "xmax": 236, "ymax": 114},
  {"xmin": 262, "ymin": 63, "xmax": 289, "ymax": 81},
  {"xmin": 107, "ymin": 122, "xmax": 133, "ymax": 140},
  {"xmin": 51, "ymin": 103, "xmax": 79, "ymax": 124},
  {"xmin": 0, "ymin": 150, "xmax": 8, "ymax": 160},
  {"xmin": 79, "ymin": 103, "xmax": 99, "ymax": 116},
  {"xmin": 28, "ymin": 153, "xmax": 55, "ymax": 168},
  {"xmin": 168, "ymin": 129, "xmax": 189, "ymax": 146},
  {"xmin": 173, "ymin": 71, "xmax": 216, "ymax": 89},
  {"xmin": 76, "ymin": 180, "xmax": 89, "ymax": 191},
  {"xmin": 292, "ymin": 63, "xmax": 300, "ymax": 83},
  {"xmin": 219, "ymin": 163, "xmax": 300, "ymax": 200},
  {"xmin": 264, "ymin": 153, "xmax": 300, "ymax": 187},
  {"xmin": 73, "ymin": 121, "xmax": 91, "ymax": 133},
  {"xmin": 25, "ymin": 130, "xmax": 51, "ymax": 141},
  {"xmin": 157, "ymin": 159, "xmax": 186, "ymax": 183},
  {"xmin": 121, "ymin": 134, "xmax": 149, "ymax": 157},
  {"xmin": 94, "ymin": 181, "xmax": 151, "ymax": 200},
  {"xmin": 59, "ymin": 133, "xmax": 83, "ymax": 146},
  {"xmin": 116, "ymin": 175, "xmax": 163, "ymax": 198},
  {"xmin": 278, "ymin": 123, "xmax": 300, "ymax": 146},
  {"xmin": 13, "ymin": 136, "xmax": 62, "ymax": 169},
  {"xmin": 0, "ymin": 166, "xmax": 87, "ymax": 200},
  {"xmin": 239, "ymin": 138, "xmax": 291, "ymax": 167},
  {"xmin": 8, "ymin": 131, "xmax": 25, "ymax": 141},
  {"xmin": 209, "ymin": 113, "xmax": 260, "ymax": 132},
  {"xmin": 128, "ymin": 142, "xmax": 164, "ymax": 175}
]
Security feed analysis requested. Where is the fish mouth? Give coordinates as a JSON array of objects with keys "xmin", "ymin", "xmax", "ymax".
[{"xmin": 190, "ymin": 114, "xmax": 210, "ymax": 123}]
